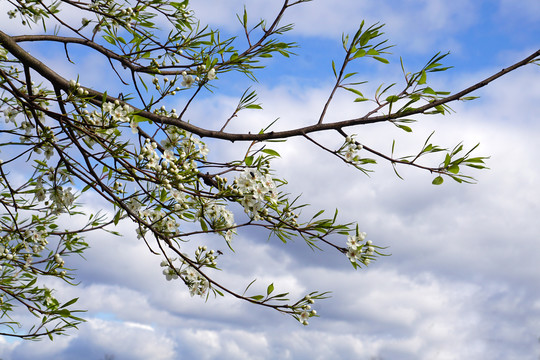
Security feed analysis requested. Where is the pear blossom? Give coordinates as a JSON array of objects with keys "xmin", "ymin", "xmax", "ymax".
[
  {"xmin": 129, "ymin": 120, "xmax": 138, "ymax": 133},
  {"xmin": 182, "ymin": 266, "xmax": 210, "ymax": 297},
  {"xmin": 171, "ymin": 189, "xmax": 186, "ymax": 204},
  {"xmin": 3, "ymin": 108, "xmax": 17, "ymax": 123},
  {"xmin": 181, "ymin": 72, "xmax": 195, "ymax": 88},
  {"xmin": 43, "ymin": 145, "xmax": 54, "ymax": 160},
  {"xmin": 346, "ymin": 247, "xmax": 360, "ymax": 262},
  {"xmin": 234, "ymin": 168, "xmax": 278, "ymax": 217},
  {"xmin": 299, "ymin": 311, "xmax": 310, "ymax": 325},
  {"xmin": 346, "ymin": 235, "xmax": 359, "ymax": 250},
  {"xmin": 163, "ymin": 266, "xmax": 179, "ymax": 281},
  {"xmin": 162, "ymin": 149, "xmax": 177, "ymax": 165}
]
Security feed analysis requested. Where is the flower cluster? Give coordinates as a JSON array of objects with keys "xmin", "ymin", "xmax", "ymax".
[
  {"xmin": 33, "ymin": 166, "xmax": 72, "ymax": 204},
  {"xmin": 68, "ymin": 80, "xmax": 89, "ymax": 98},
  {"xmin": 2, "ymin": 104, "xmax": 43, "ymax": 142},
  {"xmin": 341, "ymin": 135, "xmax": 364, "ymax": 164},
  {"xmin": 180, "ymin": 65, "xmax": 217, "ymax": 89},
  {"xmin": 6, "ymin": 0, "xmax": 46, "ymax": 25},
  {"xmin": 87, "ymin": 1, "xmax": 139, "ymax": 30},
  {"xmin": 3, "ymin": 107, "xmax": 18, "ymax": 123},
  {"xmin": 297, "ymin": 295, "xmax": 318, "ymax": 325},
  {"xmin": 140, "ymin": 139, "xmax": 160, "ymax": 170},
  {"xmin": 160, "ymin": 248, "xmax": 214, "ymax": 298},
  {"xmin": 27, "ymin": 229, "xmax": 48, "ymax": 254},
  {"xmin": 346, "ymin": 232, "xmax": 375, "ymax": 266},
  {"xmin": 48, "ymin": 186, "xmax": 75, "ymax": 214},
  {"xmin": 78, "ymin": 100, "xmax": 134, "ymax": 140},
  {"xmin": 139, "ymin": 208, "xmax": 178, "ymax": 235},
  {"xmin": 0, "ymin": 244, "xmax": 16, "ymax": 262},
  {"xmin": 183, "ymin": 266, "xmax": 210, "ymax": 297},
  {"xmin": 188, "ymin": 136, "xmax": 209, "ymax": 159},
  {"xmin": 234, "ymin": 168, "xmax": 278, "ymax": 220},
  {"xmin": 138, "ymin": 138, "xmax": 192, "ymax": 192},
  {"xmin": 103, "ymin": 101, "xmax": 133, "ymax": 123},
  {"xmin": 193, "ymin": 246, "xmax": 218, "ymax": 266},
  {"xmin": 151, "ymin": 76, "xmax": 183, "ymax": 94},
  {"xmin": 53, "ymin": 253, "xmax": 64, "ymax": 267},
  {"xmin": 201, "ymin": 200, "xmax": 236, "ymax": 243}
]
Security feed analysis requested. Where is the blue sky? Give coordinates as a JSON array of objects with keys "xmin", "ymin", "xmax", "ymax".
[{"xmin": 1, "ymin": 0, "xmax": 540, "ymax": 359}]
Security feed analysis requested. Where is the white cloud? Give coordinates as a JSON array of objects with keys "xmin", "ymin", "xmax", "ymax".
[
  {"xmin": 2, "ymin": 1, "xmax": 540, "ymax": 359},
  {"xmin": 497, "ymin": 0, "xmax": 540, "ymax": 23},
  {"xmin": 191, "ymin": 0, "xmax": 480, "ymax": 54}
]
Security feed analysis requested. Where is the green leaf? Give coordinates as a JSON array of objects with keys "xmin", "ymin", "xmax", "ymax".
[
  {"xmin": 354, "ymin": 49, "xmax": 366, "ymax": 58},
  {"xmin": 61, "ymin": 298, "xmax": 79, "ymax": 309},
  {"xmin": 444, "ymin": 154, "xmax": 452, "ymax": 167},
  {"xmin": 331, "ymin": 60, "xmax": 337, "ymax": 78},
  {"xmin": 432, "ymin": 176, "xmax": 444, "ymax": 185},
  {"xmin": 245, "ymin": 156, "xmax": 253, "ymax": 166},
  {"xmin": 214, "ymin": 288, "xmax": 224, "ymax": 297},
  {"xmin": 245, "ymin": 104, "xmax": 262, "ymax": 109},
  {"xmin": 448, "ymin": 165, "xmax": 460, "ymax": 174},
  {"xmin": 359, "ymin": 32, "xmax": 371, "ymax": 47},
  {"xmin": 200, "ymin": 218, "xmax": 208, "ymax": 232},
  {"xmin": 466, "ymin": 157, "xmax": 486, "ymax": 164},
  {"xmin": 250, "ymin": 295, "xmax": 264, "ymax": 301},
  {"xmin": 82, "ymin": 184, "xmax": 92, "ymax": 193},
  {"xmin": 386, "ymin": 95, "xmax": 399, "ymax": 103},
  {"xmin": 55, "ymin": 309, "xmax": 71, "ymax": 317},
  {"xmin": 113, "ymin": 210, "xmax": 122, "ymax": 225},
  {"xmin": 343, "ymin": 72, "xmax": 357, "ymax": 80},
  {"xmin": 266, "ymin": 283, "xmax": 274, "ymax": 296},
  {"xmin": 366, "ymin": 48, "xmax": 379, "ymax": 56},
  {"xmin": 466, "ymin": 164, "xmax": 487, "ymax": 169},
  {"xmin": 132, "ymin": 114, "xmax": 147, "ymax": 123},
  {"xmin": 261, "ymin": 149, "xmax": 280, "ymax": 157},
  {"xmin": 103, "ymin": 35, "xmax": 116, "ymax": 45},
  {"xmin": 343, "ymin": 87, "xmax": 364, "ymax": 97},
  {"xmin": 397, "ymin": 125, "xmax": 412, "ymax": 132},
  {"xmin": 418, "ymin": 70, "xmax": 427, "ymax": 85},
  {"xmin": 373, "ymin": 56, "xmax": 389, "ymax": 64},
  {"xmin": 160, "ymin": 189, "xmax": 167, "ymax": 202}
]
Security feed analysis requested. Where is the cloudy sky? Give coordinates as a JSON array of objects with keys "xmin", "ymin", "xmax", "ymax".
[{"xmin": 1, "ymin": 0, "xmax": 540, "ymax": 359}]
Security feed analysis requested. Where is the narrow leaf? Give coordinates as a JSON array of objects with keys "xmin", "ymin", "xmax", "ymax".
[
  {"xmin": 418, "ymin": 70, "xmax": 427, "ymax": 85},
  {"xmin": 373, "ymin": 56, "xmax": 389, "ymax": 64}
]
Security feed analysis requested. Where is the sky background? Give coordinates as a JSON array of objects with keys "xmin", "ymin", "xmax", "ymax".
[{"xmin": 1, "ymin": 0, "xmax": 540, "ymax": 359}]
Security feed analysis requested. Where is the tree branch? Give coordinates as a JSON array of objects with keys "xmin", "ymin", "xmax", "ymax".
[{"xmin": 4, "ymin": 29, "xmax": 536, "ymax": 144}]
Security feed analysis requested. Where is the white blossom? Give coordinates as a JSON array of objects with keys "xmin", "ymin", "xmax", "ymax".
[
  {"xmin": 181, "ymin": 73, "xmax": 195, "ymax": 88},
  {"xmin": 234, "ymin": 168, "xmax": 277, "ymax": 218},
  {"xmin": 299, "ymin": 311, "xmax": 310, "ymax": 325}
]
